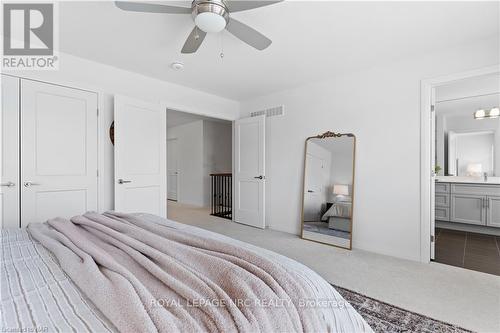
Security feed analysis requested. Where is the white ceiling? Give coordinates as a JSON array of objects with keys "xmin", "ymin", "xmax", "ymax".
[
  {"xmin": 436, "ymin": 93, "xmax": 500, "ymax": 117},
  {"xmin": 59, "ymin": 1, "xmax": 499, "ymax": 100},
  {"xmin": 167, "ymin": 109, "xmax": 231, "ymax": 127},
  {"xmin": 436, "ymin": 73, "xmax": 500, "ymax": 103},
  {"xmin": 436, "ymin": 73, "xmax": 500, "ymax": 116}
]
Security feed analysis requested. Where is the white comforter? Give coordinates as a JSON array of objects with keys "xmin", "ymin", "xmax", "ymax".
[{"xmin": 1, "ymin": 214, "xmax": 372, "ymax": 333}]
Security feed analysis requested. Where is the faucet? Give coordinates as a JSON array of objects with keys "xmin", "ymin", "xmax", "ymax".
[{"xmin": 484, "ymin": 172, "xmax": 488, "ymax": 182}]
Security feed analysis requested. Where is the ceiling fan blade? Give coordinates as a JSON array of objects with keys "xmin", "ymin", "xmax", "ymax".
[
  {"xmin": 181, "ymin": 27, "xmax": 207, "ymax": 54},
  {"xmin": 115, "ymin": 1, "xmax": 191, "ymax": 14},
  {"xmin": 225, "ymin": 0, "xmax": 283, "ymax": 12},
  {"xmin": 225, "ymin": 18, "xmax": 272, "ymax": 50}
]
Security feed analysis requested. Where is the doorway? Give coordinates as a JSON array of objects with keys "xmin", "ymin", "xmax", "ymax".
[
  {"xmin": 422, "ymin": 67, "xmax": 500, "ymax": 275},
  {"xmin": 166, "ymin": 109, "xmax": 233, "ymax": 220}
]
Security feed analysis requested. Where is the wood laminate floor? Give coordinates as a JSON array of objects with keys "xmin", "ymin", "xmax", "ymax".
[{"xmin": 435, "ymin": 228, "xmax": 500, "ymax": 276}]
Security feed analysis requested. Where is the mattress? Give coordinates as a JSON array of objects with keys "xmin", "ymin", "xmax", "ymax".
[
  {"xmin": 1, "ymin": 228, "xmax": 115, "ymax": 332},
  {"xmin": 1, "ymin": 213, "xmax": 372, "ymax": 333}
]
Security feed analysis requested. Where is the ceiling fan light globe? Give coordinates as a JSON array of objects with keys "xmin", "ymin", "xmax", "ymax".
[{"xmin": 195, "ymin": 12, "xmax": 227, "ymax": 33}]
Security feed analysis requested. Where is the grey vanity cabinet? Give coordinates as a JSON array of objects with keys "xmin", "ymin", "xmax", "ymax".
[
  {"xmin": 487, "ymin": 196, "xmax": 500, "ymax": 228},
  {"xmin": 441, "ymin": 183, "xmax": 500, "ymax": 228},
  {"xmin": 450, "ymin": 194, "xmax": 486, "ymax": 226},
  {"xmin": 435, "ymin": 183, "xmax": 450, "ymax": 221}
]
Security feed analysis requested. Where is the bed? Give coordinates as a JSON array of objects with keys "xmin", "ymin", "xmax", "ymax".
[
  {"xmin": 1, "ymin": 212, "xmax": 372, "ymax": 333},
  {"xmin": 321, "ymin": 201, "xmax": 352, "ymax": 232}
]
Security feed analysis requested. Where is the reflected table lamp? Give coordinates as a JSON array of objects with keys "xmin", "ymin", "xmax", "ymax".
[{"xmin": 333, "ymin": 184, "xmax": 349, "ymax": 202}]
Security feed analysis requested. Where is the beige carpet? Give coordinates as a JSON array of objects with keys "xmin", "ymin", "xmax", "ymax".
[{"xmin": 167, "ymin": 201, "xmax": 500, "ymax": 333}]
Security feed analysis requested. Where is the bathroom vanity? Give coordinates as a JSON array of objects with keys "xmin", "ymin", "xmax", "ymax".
[{"xmin": 435, "ymin": 177, "xmax": 500, "ymax": 228}]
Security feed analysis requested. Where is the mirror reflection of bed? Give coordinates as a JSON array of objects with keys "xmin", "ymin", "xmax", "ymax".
[{"xmin": 301, "ymin": 133, "xmax": 355, "ymax": 249}]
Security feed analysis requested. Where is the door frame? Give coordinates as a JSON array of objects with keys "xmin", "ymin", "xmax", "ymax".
[
  {"xmin": 167, "ymin": 138, "xmax": 179, "ymax": 201},
  {"xmin": 419, "ymin": 65, "xmax": 500, "ymax": 263}
]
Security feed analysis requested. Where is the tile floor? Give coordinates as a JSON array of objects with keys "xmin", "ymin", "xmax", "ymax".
[{"xmin": 434, "ymin": 228, "xmax": 500, "ymax": 276}]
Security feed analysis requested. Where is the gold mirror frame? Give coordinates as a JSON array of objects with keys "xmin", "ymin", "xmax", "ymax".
[{"xmin": 300, "ymin": 131, "xmax": 356, "ymax": 250}]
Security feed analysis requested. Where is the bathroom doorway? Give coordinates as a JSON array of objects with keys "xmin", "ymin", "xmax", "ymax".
[{"xmin": 428, "ymin": 70, "xmax": 500, "ymax": 275}]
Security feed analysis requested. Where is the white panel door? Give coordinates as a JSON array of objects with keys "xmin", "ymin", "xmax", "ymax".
[
  {"xmin": 21, "ymin": 80, "xmax": 98, "ymax": 226},
  {"xmin": 234, "ymin": 115, "xmax": 265, "ymax": 228},
  {"xmin": 1, "ymin": 75, "xmax": 20, "ymax": 228},
  {"xmin": 303, "ymin": 153, "xmax": 325, "ymax": 222},
  {"xmin": 114, "ymin": 96, "xmax": 166, "ymax": 218},
  {"xmin": 167, "ymin": 138, "xmax": 178, "ymax": 201}
]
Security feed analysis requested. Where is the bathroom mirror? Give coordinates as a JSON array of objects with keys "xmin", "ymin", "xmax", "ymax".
[{"xmin": 301, "ymin": 132, "xmax": 356, "ymax": 249}]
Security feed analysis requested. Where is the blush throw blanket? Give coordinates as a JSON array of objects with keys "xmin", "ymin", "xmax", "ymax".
[{"xmin": 27, "ymin": 212, "xmax": 371, "ymax": 333}]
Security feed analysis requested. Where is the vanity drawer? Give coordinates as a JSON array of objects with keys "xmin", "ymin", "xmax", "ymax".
[
  {"xmin": 435, "ymin": 183, "xmax": 450, "ymax": 194},
  {"xmin": 435, "ymin": 193, "xmax": 450, "ymax": 207},
  {"xmin": 435, "ymin": 207, "xmax": 450, "ymax": 221},
  {"xmin": 451, "ymin": 184, "xmax": 500, "ymax": 196}
]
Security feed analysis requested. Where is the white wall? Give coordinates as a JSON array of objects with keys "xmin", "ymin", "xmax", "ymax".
[
  {"xmin": 168, "ymin": 119, "xmax": 232, "ymax": 207},
  {"xmin": 240, "ymin": 37, "xmax": 499, "ymax": 261},
  {"xmin": 168, "ymin": 121, "xmax": 205, "ymax": 207},
  {"xmin": 329, "ymin": 138, "xmax": 355, "ymax": 187},
  {"xmin": 5, "ymin": 52, "xmax": 240, "ymax": 212},
  {"xmin": 203, "ymin": 121, "xmax": 232, "ymax": 207}
]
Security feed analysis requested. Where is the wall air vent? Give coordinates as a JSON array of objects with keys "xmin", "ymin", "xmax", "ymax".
[{"xmin": 250, "ymin": 105, "xmax": 285, "ymax": 118}]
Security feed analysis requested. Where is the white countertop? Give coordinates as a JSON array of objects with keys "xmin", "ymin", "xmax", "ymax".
[{"xmin": 435, "ymin": 176, "xmax": 500, "ymax": 185}]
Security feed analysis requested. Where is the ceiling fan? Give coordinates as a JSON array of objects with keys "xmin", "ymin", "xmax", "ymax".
[{"xmin": 115, "ymin": 0, "xmax": 283, "ymax": 54}]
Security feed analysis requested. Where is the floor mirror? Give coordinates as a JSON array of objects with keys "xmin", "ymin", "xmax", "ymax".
[{"xmin": 301, "ymin": 132, "xmax": 356, "ymax": 249}]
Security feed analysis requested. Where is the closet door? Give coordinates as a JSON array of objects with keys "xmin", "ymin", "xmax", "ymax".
[
  {"xmin": 21, "ymin": 80, "xmax": 98, "ymax": 226},
  {"xmin": 1, "ymin": 75, "xmax": 20, "ymax": 228}
]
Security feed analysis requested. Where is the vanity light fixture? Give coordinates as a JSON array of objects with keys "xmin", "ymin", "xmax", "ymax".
[
  {"xmin": 490, "ymin": 107, "xmax": 500, "ymax": 118},
  {"xmin": 474, "ymin": 107, "xmax": 500, "ymax": 119}
]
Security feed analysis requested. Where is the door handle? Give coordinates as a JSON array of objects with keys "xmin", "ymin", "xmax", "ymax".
[
  {"xmin": 24, "ymin": 181, "xmax": 41, "ymax": 187},
  {"xmin": 1, "ymin": 182, "xmax": 15, "ymax": 187},
  {"xmin": 118, "ymin": 179, "xmax": 132, "ymax": 184},
  {"xmin": 307, "ymin": 190, "xmax": 314, "ymax": 193},
  {"xmin": 254, "ymin": 175, "xmax": 265, "ymax": 180}
]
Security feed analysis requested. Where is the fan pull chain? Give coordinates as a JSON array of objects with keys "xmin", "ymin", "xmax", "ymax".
[{"xmin": 220, "ymin": 31, "xmax": 225, "ymax": 60}]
